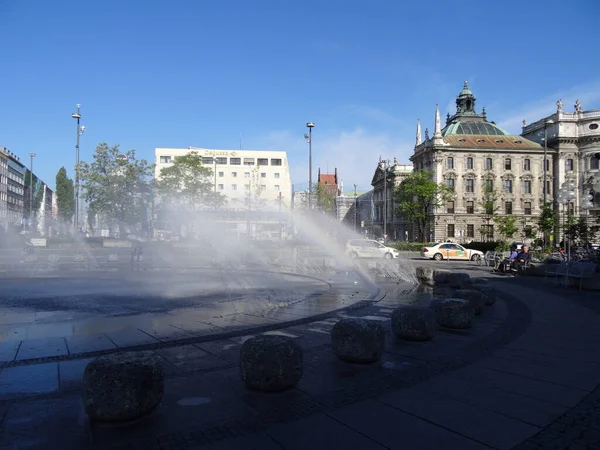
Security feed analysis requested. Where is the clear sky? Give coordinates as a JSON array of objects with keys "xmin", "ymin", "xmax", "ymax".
[{"xmin": 1, "ymin": 0, "xmax": 599, "ymax": 192}]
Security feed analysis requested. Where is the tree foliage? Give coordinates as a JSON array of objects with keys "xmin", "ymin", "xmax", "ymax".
[
  {"xmin": 478, "ymin": 182, "xmax": 500, "ymax": 241},
  {"xmin": 55, "ymin": 167, "xmax": 75, "ymax": 226},
  {"xmin": 493, "ymin": 215, "xmax": 518, "ymax": 242},
  {"xmin": 393, "ymin": 170, "xmax": 451, "ymax": 241},
  {"xmin": 78, "ymin": 143, "xmax": 153, "ymax": 236},
  {"xmin": 155, "ymin": 151, "xmax": 225, "ymax": 209}
]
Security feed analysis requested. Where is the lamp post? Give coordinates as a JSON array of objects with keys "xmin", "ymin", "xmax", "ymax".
[
  {"xmin": 353, "ymin": 183, "xmax": 358, "ymax": 233},
  {"xmin": 304, "ymin": 122, "xmax": 315, "ymax": 209},
  {"xmin": 557, "ymin": 179, "xmax": 576, "ymax": 260},
  {"xmin": 29, "ymin": 153, "xmax": 36, "ymax": 230},
  {"xmin": 542, "ymin": 119, "xmax": 554, "ymax": 206},
  {"xmin": 71, "ymin": 104, "xmax": 85, "ymax": 232}
]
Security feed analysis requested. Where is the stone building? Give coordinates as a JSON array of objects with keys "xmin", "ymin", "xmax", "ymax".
[
  {"xmin": 521, "ymin": 99, "xmax": 600, "ymax": 240},
  {"xmin": 371, "ymin": 158, "xmax": 413, "ymax": 240},
  {"xmin": 0, "ymin": 147, "xmax": 25, "ymax": 232},
  {"xmin": 411, "ymin": 82, "xmax": 545, "ymax": 243}
]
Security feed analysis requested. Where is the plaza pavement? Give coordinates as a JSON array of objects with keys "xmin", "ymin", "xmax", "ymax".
[{"xmin": 1, "ymin": 262, "xmax": 600, "ymax": 449}]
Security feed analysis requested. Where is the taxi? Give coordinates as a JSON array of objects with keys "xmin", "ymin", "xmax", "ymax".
[{"xmin": 421, "ymin": 242, "xmax": 484, "ymax": 261}]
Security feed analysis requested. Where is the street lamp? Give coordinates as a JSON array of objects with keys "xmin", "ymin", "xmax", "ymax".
[
  {"xmin": 29, "ymin": 153, "xmax": 36, "ymax": 230},
  {"xmin": 557, "ymin": 180, "xmax": 576, "ymax": 260},
  {"xmin": 304, "ymin": 122, "xmax": 315, "ymax": 208},
  {"xmin": 71, "ymin": 104, "xmax": 86, "ymax": 232},
  {"xmin": 543, "ymin": 119, "xmax": 554, "ymax": 206},
  {"xmin": 353, "ymin": 183, "xmax": 358, "ymax": 233}
]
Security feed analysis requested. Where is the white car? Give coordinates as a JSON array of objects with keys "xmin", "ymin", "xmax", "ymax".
[
  {"xmin": 421, "ymin": 242, "xmax": 484, "ymax": 261},
  {"xmin": 346, "ymin": 239, "xmax": 400, "ymax": 259}
]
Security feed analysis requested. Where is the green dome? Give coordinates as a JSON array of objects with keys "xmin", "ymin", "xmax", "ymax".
[
  {"xmin": 443, "ymin": 121, "xmax": 509, "ymax": 136},
  {"xmin": 458, "ymin": 81, "xmax": 473, "ymax": 97}
]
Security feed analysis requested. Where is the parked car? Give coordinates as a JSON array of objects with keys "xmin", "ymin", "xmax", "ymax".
[
  {"xmin": 346, "ymin": 239, "xmax": 400, "ymax": 259},
  {"xmin": 421, "ymin": 242, "xmax": 484, "ymax": 261}
]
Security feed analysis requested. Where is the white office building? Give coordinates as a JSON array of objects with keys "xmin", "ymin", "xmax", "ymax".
[{"xmin": 154, "ymin": 147, "xmax": 292, "ymax": 210}]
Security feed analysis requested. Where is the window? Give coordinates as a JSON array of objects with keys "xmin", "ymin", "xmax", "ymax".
[
  {"xmin": 218, "ymin": 171, "xmax": 224, "ymax": 177},
  {"xmin": 446, "ymin": 201, "xmax": 455, "ymax": 214},
  {"xmin": 524, "ymin": 202, "xmax": 532, "ymax": 215},
  {"xmin": 159, "ymin": 156, "xmax": 171, "ymax": 163},
  {"xmin": 566, "ymin": 159, "xmax": 573, "ymax": 171},
  {"xmin": 505, "ymin": 201, "xmax": 513, "ymax": 215},
  {"xmin": 231, "ymin": 184, "xmax": 237, "ymax": 190},
  {"xmin": 485, "ymin": 179, "xmax": 493, "ymax": 191},
  {"xmin": 447, "ymin": 157, "xmax": 454, "ymax": 169},
  {"xmin": 466, "ymin": 157, "xmax": 473, "ymax": 170},
  {"xmin": 544, "ymin": 181, "xmax": 552, "ymax": 196},
  {"xmin": 260, "ymin": 172, "xmax": 266, "ymax": 178},
  {"xmin": 244, "ymin": 172, "xmax": 250, "ymax": 178},
  {"xmin": 466, "ymin": 178, "xmax": 474, "ymax": 193},
  {"xmin": 544, "ymin": 159, "xmax": 550, "ymax": 171},
  {"xmin": 466, "ymin": 201, "xmax": 474, "ymax": 214},
  {"xmin": 274, "ymin": 185, "xmax": 280, "ymax": 191},
  {"xmin": 504, "ymin": 179, "xmax": 513, "ymax": 193},
  {"xmin": 271, "ymin": 159, "xmax": 282, "ymax": 166},
  {"xmin": 230, "ymin": 158, "xmax": 241, "ymax": 165},
  {"xmin": 218, "ymin": 184, "xmax": 224, "ymax": 190},
  {"xmin": 231, "ymin": 172, "xmax": 237, "ymax": 178},
  {"xmin": 257, "ymin": 158, "xmax": 268, "ymax": 166},
  {"xmin": 592, "ymin": 157, "xmax": 600, "ymax": 170},
  {"xmin": 446, "ymin": 178, "xmax": 455, "ymax": 190},
  {"xmin": 244, "ymin": 184, "xmax": 250, "ymax": 191},
  {"xmin": 202, "ymin": 157, "xmax": 214, "ymax": 165},
  {"xmin": 259, "ymin": 184, "xmax": 266, "ymax": 191},
  {"xmin": 447, "ymin": 224, "xmax": 455, "ymax": 238},
  {"xmin": 243, "ymin": 158, "xmax": 255, "ymax": 166},
  {"xmin": 274, "ymin": 173, "xmax": 280, "ymax": 178},
  {"xmin": 505, "ymin": 158, "xmax": 512, "ymax": 170},
  {"xmin": 523, "ymin": 159, "xmax": 531, "ymax": 171},
  {"xmin": 524, "ymin": 180, "xmax": 531, "ymax": 194},
  {"xmin": 215, "ymin": 157, "xmax": 227, "ymax": 165},
  {"xmin": 466, "ymin": 224, "xmax": 474, "ymax": 238},
  {"xmin": 485, "ymin": 158, "xmax": 493, "ymax": 170}
]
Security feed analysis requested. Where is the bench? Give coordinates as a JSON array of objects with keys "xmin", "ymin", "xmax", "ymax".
[
  {"xmin": 566, "ymin": 262, "xmax": 597, "ymax": 290},
  {"xmin": 544, "ymin": 261, "xmax": 569, "ymax": 284}
]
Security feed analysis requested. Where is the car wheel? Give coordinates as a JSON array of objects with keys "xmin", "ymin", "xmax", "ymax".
[
  {"xmin": 471, "ymin": 254, "xmax": 481, "ymax": 261},
  {"xmin": 351, "ymin": 252, "xmax": 359, "ymax": 259},
  {"xmin": 433, "ymin": 253, "xmax": 443, "ymax": 261},
  {"xmin": 384, "ymin": 253, "xmax": 393, "ymax": 259}
]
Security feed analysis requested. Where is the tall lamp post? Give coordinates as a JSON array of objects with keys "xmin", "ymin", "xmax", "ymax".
[
  {"xmin": 29, "ymin": 153, "xmax": 36, "ymax": 230},
  {"xmin": 543, "ymin": 119, "xmax": 554, "ymax": 206},
  {"xmin": 304, "ymin": 122, "xmax": 315, "ymax": 209},
  {"xmin": 71, "ymin": 104, "xmax": 86, "ymax": 232},
  {"xmin": 557, "ymin": 179, "xmax": 576, "ymax": 260}
]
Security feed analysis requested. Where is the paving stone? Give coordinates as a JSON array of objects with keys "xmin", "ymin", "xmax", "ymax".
[
  {"xmin": 59, "ymin": 358, "xmax": 94, "ymax": 392},
  {"xmin": 329, "ymin": 399, "xmax": 488, "ymax": 449},
  {"xmin": 379, "ymin": 386, "xmax": 540, "ymax": 449},
  {"xmin": 267, "ymin": 413, "xmax": 387, "ymax": 449},
  {"xmin": 200, "ymin": 432, "xmax": 283, "ymax": 449},
  {"xmin": 0, "ymin": 340, "xmax": 20, "ymax": 363},
  {"xmin": 65, "ymin": 334, "xmax": 118, "ymax": 355},
  {"xmin": 195, "ymin": 340, "xmax": 242, "ymax": 365},
  {"xmin": 0, "ymin": 362, "xmax": 59, "ymax": 398},
  {"xmin": 103, "ymin": 329, "xmax": 161, "ymax": 347},
  {"xmin": 156, "ymin": 344, "xmax": 230, "ymax": 373},
  {"xmin": 15, "ymin": 337, "xmax": 68, "ymax": 361}
]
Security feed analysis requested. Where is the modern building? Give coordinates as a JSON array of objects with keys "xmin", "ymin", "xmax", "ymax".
[
  {"xmin": 0, "ymin": 147, "xmax": 25, "ymax": 232},
  {"xmin": 411, "ymin": 82, "xmax": 545, "ymax": 243},
  {"xmin": 521, "ymin": 99, "xmax": 600, "ymax": 239},
  {"xmin": 371, "ymin": 158, "xmax": 413, "ymax": 240},
  {"xmin": 154, "ymin": 147, "xmax": 292, "ymax": 209}
]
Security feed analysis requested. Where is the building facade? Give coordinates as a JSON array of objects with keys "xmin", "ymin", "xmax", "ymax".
[
  {"xmin": 0, "ymin": 147, "xmax": 25, "ymax": 232},
  {"xmin": 371, "ymin": 158, "xmax": 413, "ymax": 240},
  {"xmin": 154, "ymin": 147, "xmax": 292, "ymax": 209},
  {"xmin": 521, "ymin": 99, "xmax": 600, "ymax": 237},
  {"xmin": 411, "ymin": 82, "xmax": 545, "ymax": 243}
]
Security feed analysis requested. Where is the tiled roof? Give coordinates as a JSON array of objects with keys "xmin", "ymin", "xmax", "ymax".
[
  {"xmin": 319, "ymin": 174, "xmax": 337, "ymax": 184},
  {"xmin": 443, "ymin": 134, "xmax": 542, "ymax": 149}
]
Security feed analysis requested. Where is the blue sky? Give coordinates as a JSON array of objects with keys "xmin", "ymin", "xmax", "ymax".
[{"xmin": 1, "ymin": 0, "xmax": 599, "ymax": 192}]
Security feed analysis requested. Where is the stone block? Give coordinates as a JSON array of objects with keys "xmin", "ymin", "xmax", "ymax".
[
  {"xmin": 470, "ymin": 285, "xmax": 497, "ymax": 305},
  {"xmin": 240, "ymin": 335, "xmax": 303, "ymax": 392},
  {"xmin": 391, "ymin": 306, "xmax": 436, "ymax": 341},
  {"xmin": 454, "ymin": 289, "xmax": 486, "ymax": 315},
  {"xmin": 415, "ymin": 266, "xmax": 434, "ymax": 285},
  {"xmin": 83, "ymin": 351, "xmax": 164, "ymax": 422},
  {"xmin": 448, "ymin": 272, "xmax": 471, "ymax": 289},
  {"xmin": 331, "ymin": 318, "xmax": 385, "ymax": 364},
  {"xmin": 433, "ymin": 269, "xmax": 452, "ymax": 283},
  {"xmin": 434, "ymin": 298, "xmax": 474, "ymax": 329}
]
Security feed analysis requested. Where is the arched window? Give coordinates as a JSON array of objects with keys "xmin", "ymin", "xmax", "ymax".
[
  {"xmin": 505, "ymin": 158, "xmax": 512, "ymax": 170},
  {"xmin": 466, "ymin": 157, "xmax": 473, "ymax": 170}
]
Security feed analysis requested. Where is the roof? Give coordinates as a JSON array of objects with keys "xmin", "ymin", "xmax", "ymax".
[
  {"xmin": 443, "ymin": 121, "xmax": 509, "ymax": 136},
  {"xmin": 442, "ymin": 134, "xmax": 542, "ymax": 149},
  {"xmin": 319, "ymin": 174, "xmax": 337, "ymax": 185}
]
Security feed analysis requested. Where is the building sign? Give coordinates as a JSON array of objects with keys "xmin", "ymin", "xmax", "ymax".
[{"xmin": 205, "ymin": 150, "xmax": 238, "ymax": 157}]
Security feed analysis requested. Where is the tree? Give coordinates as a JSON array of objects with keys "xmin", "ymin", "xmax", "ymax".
[
  {"xmin": 314, "ymin": 182, "xmax": 337, "ymax": 215},
  {"xmin": 23, "ymin": 170, "xmax": 44, "ymax": 231},
  {"xmin": 155, "ymin": 151, "xmax": 225, "ymax": 210},
  {"xmin": 493, "ymin": 215, "xmax": 518, "ymax": 244},
  {"xmin": 55, "ymin": 167, "xmax": 75, "ymax": 230},
  {"xmin": 478, "ymin": 182, "xmax": 500, "ymax": 242},
  {"xmin": 393, "ymin": 170, "xmax": 451, "ymax": 242},
  {"xmin": 78, "ymin": 143, "xmax": 154, "ymax": 237},
  {"xmin": 538, "ymin": 203, "xmax": 558, "ymax": 247}
]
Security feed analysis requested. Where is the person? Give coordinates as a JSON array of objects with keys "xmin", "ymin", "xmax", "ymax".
[
  {"xmin": 513, "ymin": 245, "xmax": 531, "ymax": 275},
  {"xmin": 492, "ymin": 245, "xmax": 518, "ymax": 274}
]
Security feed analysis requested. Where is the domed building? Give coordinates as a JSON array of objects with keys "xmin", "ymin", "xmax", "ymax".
[{"xmin": 411, "ymin": 82, "xmax": 544, "ymax": 243}]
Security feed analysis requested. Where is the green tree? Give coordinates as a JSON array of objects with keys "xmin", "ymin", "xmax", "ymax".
[
  {"xmin": 315, "ymin": 182, "xmax": 337, "ymax": 215},
  {"xmin": 78, "ymin": 143, "xmax": 154, "ymax": 237},
  {"xmin": 493, "ymin": 215, "xmax": 518, "ymax": 242},
  {"xmin": 478, "ymin": 181, "xmax": 500, "ymax": 241},
  {"xmin": 155, "ymin": 151, "xmax": 225, "ymax": 210},
  {"xmin": 393, "ymin": 170, "xmax": 451, "ymax": 242},
  {"xmin": 55, "ymin": 167, "xmax": 75, "ymax": 229},
  {"xmin": 538, "ymin": 203, "xmax": 558, "ymax": 247}
]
